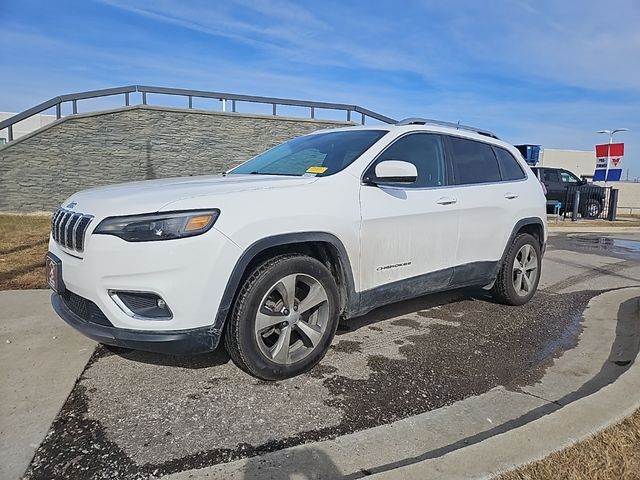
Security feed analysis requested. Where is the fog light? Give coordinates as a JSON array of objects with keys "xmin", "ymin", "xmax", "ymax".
[{"xmin": 109, "ymin": 291, "xmax": 173, "ymax": 320}]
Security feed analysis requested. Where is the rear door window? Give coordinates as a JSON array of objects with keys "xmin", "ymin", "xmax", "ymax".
[
  {"xmin": 448, "ymin": 136, "xmax": 501, "ymax": 185},
  {"xmin": 494, "ymin": 147, "xmax": 526, "ymax": 181}
]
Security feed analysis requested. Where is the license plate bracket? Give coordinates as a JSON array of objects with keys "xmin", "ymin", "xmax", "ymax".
[{"xmin": 45, "ymin": 253, "xmax": 65, "ymax": 294}]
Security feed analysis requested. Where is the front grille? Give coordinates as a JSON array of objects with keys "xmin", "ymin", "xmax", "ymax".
[
  {"xmin": 51, "ymin": 208, "xmax": 94, "ymax": 252},
  {"xmin": 61, "ymin": 289, "xmax": 112, "ymax": 327}
]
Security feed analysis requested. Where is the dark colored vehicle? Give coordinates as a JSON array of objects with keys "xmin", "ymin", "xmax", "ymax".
[{"xmin": 530, "ymin": 166, "xmax": 605, "ymax": 219}]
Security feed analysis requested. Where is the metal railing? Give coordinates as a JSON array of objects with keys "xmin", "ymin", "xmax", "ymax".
[
  {"xmin": 563, "ymin": 185, "xmax": 613, "ymax": 220},
  {"xmin": 0, "ymin": 85, "xmax": 396, "ymax": 143}
]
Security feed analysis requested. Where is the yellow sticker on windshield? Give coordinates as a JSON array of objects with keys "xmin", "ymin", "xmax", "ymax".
[{"xmin": 306, "ymin": 166, "xmax": 328, "ymax": 174}]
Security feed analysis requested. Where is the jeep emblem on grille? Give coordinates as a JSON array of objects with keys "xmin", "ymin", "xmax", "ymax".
[{"xmin": 66, "ymin": 201, "xmax": 77, "ymax": 209}]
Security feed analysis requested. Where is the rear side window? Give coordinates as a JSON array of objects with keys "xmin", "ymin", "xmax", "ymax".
[
  {"xmin": 449, "ymin": 136, "xmax": 501, "ymax": 185},
  {"xmin": 494, "ymin": 147, "xmax": 526, "ymax": 181},
  {"xmin": 543, "ymin": 169, "xmax": 560, "ymax": 182},
  {"xmin": 374, "ymin": 133, "xmax": 446, "ymax": 188}
]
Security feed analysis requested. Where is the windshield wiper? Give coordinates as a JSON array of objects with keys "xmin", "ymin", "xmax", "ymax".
[{"xmin": 247, "ymin": 171, "xmax": 300, "ymax": 176}]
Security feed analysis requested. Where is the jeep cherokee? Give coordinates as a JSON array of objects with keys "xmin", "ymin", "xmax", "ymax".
[{"xmin": 47, "ymin": 118, "xmax": 547, "ymax": 380}]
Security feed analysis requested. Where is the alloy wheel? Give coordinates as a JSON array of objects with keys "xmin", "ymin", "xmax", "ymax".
[
  {"xmin": 587, "ymin": 202, "xmax": 600, "ymax": 218},
  {"xmin": 512, "ymin": 244, "xmax": 538, "ymax": 296},
  {"xmin": 254, "ymin": 273, "xmax": 330, "ymax": 365}
]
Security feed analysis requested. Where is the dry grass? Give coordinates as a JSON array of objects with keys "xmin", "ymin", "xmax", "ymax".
[
  {"xmin": 499, "ymin": 408, "xmax": 640, "ymax": 480},
  {"xmin": 0, "ymin": 214, "xmax": 51, "ymax": 290}
]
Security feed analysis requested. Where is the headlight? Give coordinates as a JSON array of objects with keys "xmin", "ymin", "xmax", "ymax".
[{"xmin": 94, "ymin": 209, "xmax": 220, "ymax": 242}]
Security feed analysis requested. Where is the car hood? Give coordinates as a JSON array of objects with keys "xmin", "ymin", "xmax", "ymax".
[{"xmin": 60, "ymin": 174, "xmax": 318, "ymax": 218}]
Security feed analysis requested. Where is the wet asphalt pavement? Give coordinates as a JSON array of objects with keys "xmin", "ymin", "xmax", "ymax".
[
  {"xmin": 23, "ymin": 233, "xmax": 640, "ymax": 480},
  {"xmin": 549, "ymin": 233, "xmax": 640, "ymax": 260}
]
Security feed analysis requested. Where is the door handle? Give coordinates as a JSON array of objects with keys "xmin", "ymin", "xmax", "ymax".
[
  {"xmin": 436, "ymin": 197, "xmax": 457, "ymax": 205},
  {"xmin": 504, "ymin": 193, "xmax": 519, "ymax": 200}
]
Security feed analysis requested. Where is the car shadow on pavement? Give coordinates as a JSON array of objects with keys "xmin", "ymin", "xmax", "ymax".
[
  {"xmin": 242, "ymin": 446, "xmax": 343, "ymax": 480},
  {"xmin": 337, "ymin": 286, "xmax": 492, "ymax": 335},
  {"xmin": 102, "ymin": 287, "xmax": 501, "ymax": 367},
  {"xmin": 101, "ymin": 344, "xmax": 232, "ymax": 369}
]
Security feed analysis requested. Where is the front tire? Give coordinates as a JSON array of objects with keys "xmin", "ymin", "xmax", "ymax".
[
  {"xmin": 224, "ymin": 254, "xmax": 340, "ymax": 380},
  {"xmin": 492, "ymin": 233, "xmax": 541, "ymax": 306}
]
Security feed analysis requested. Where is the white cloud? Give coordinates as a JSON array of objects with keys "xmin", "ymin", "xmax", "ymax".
[
  {"xmin": 441, "ymin": 0, "xmax": 640, "ymax": 91},
  {"xmin": 95, "ymin": 0, "xmax": 640, "ymax": 92},
  {"xmin": 2, "ymin": 1, "xmax": 639, "ymax": 176}
]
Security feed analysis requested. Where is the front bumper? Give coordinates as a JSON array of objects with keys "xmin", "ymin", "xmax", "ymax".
[
  {"xmin": 52, "ymin": 292, "xmax": 221, "ymax": 354},
  {"xmin": 48, "ymin": 226, "xmax": 242, "ymax": 332}
]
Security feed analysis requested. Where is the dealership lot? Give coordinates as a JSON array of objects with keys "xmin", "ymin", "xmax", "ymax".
[{"xmin": 3, "ymin": 232, "xmax": 640, "ymax": 480}]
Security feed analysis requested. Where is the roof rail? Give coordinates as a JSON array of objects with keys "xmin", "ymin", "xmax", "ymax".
[{"xmin": 396, "ymin": 117, "xmax": 499, "ymax": 139}]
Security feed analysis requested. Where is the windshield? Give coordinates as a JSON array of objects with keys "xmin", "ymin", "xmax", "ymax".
[{"xmin": 229, "ymin": 130, "xmax": 387, "ymax": 177}]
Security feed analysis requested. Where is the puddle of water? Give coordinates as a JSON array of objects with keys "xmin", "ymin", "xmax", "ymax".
[
  {"xmin": 566, "ymin": 235, "xmax": 640, "ymax": 258},
  {"xmin": 533, "ymin": 308, "xmax": 583, "ymax": 366}
]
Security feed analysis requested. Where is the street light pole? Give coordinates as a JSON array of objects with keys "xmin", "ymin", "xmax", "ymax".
[{"xmin": 597, "ymin": 128, "xmax": 628, "ymax": 183}]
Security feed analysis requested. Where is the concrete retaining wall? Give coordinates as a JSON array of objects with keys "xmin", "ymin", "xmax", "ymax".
[
  {"xmin": 0, "ymin": 105, "xmax": 351, "ymax": 213},
  {"xmin": 594, "ymin": 181, "xmax": 640, "ymax": 214}
]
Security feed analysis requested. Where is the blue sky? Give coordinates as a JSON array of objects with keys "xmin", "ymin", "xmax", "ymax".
[{"xmin": 1, "ymin": 0, "xmax": 639, "ymax": 177}]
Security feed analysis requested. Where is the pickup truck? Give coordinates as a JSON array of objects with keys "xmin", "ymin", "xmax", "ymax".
[{"xmin": 530, "ymin": 166, "xmax": 606, "ymax": 219}]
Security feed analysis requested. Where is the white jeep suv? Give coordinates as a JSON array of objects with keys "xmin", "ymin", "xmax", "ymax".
[{"xmin": 47, "ymin": 118, "xmax": 547, "ymax": 380}]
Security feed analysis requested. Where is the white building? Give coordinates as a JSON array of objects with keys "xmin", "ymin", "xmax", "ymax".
[
  {"xmin": 537, "ymin": 148, "xmax": 596, "ymax": 179},
  {"xmin": 0, "ymin": 112, "xmax": 56, "ymax": 144}
]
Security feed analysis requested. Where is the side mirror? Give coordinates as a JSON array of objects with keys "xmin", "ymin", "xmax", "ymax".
[{"xmin": 368, "ymin": 160, "xmax": 417, "ymax": 184}]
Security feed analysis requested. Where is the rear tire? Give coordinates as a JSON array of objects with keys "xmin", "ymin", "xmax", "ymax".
[
  {"xmin": 492, "ymin": 233, "xmax": 541, "ymax": 306},
  {"xmin": 224, "ymin": 254, "xmax": 340, "ymax": 380},
  {"xmin": 582, "ymin": 199, "xmax": 602, "ymax": 219}
]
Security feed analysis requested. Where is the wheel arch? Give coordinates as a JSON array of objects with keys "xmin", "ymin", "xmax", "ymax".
[
  {"xmin": 501, "ymin": 217, "xmax": 545, "ymax": 264},
  {"xmin": 212, "ymin": 232, "xmax": 358, "ymax": 335}
]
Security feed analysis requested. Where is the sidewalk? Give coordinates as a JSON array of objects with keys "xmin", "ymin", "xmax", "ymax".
[
  {"xmin": 371, "ymin": 288, "xmax": 640, "ymax": 479},
  {"xmin": 0, "ymin": 290, "xmax": 95, "ymax": 480}
]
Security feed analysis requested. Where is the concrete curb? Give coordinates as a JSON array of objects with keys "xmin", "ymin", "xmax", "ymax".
[
  {"xmin": 167, "ymin": 287, "xmax": 640, "ymax": 480},
  {"xmin": 371, "ymin": 287, "xmax": 640, "ymax": 479}
]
